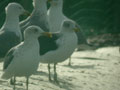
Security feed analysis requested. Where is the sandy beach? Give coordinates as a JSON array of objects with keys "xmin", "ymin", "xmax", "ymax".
[{"xmin": 0, "ymin": 46, "xmax": 120, "ymax": 90}]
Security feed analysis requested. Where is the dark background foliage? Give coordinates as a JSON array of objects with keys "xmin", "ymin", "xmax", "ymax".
[{"xmin": 0, "ymin": 0, "xmax": 120, "ymax": 36}]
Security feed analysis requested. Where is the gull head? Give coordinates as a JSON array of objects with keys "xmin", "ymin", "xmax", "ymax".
[
  {"xmin": 24, "ymin": 25, "xmax": 52, "ymax": 38},
  {"xmin": 62, "ymin": 20, "xmax": 80, "ymax": 32},
  {"xmin": 5, "ymin": 3, "xmax": 28, "ymax": 16}
]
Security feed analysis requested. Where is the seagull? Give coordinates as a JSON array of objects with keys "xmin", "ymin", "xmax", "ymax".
[
  {"xmin": 0, "ymin": 3, "xmax": 29, "ymax": 62},
  {"xmin": 20, "ymin": 0, "xmax": 49, "ymax": 38},
  {"xmin": 40, "ymin": 20, "xmax": 79, "ymax": 83},
  {"xmin": 47, "ymin": 0, "xmax": 89, "ymax": 66},
  {"xmin": 19, "ymin": 0, "xmax": 60, "ymax": 66},
  {"xmin": 1, "ymin": 25, "xmax": 52, "ymax": 90},
  {"xmin": 47, "ymin": 0, "xmax": 67, "ymax": 32}
]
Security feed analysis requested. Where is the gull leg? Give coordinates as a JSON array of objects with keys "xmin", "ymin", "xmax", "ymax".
[
  {"xmin": 68, "ymin": 56, "xmax": 72, "ymax": 66},
  {"xmin": 13, "ymin": 76, "xmax": 16, "ymax": 90},
  {"xmin": 26, "ymin": 77, "xmax": 29, "ymax": 90},
  {"xmin": 48, "ymin": 63, "xmax": 52, "ymax": 81},
  {"xmin": 54, "ymin": 63, "xmax": 59, "ymax": 83},
  {"xmin": 10, "ymin": 77, "xmax": 16, "ymax": 85},
  {"xmin": 10, "ymin": 77, "xmax": 23, "ymax": 86}
]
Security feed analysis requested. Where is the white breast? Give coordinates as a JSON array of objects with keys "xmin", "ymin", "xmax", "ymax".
[
  {"xmin": 5, "ymin": 41, "xmax": 40, "ymax": 77},
  {"xmin": 41, "ymin": 32, "xmax": 78, "ymax": 63}
]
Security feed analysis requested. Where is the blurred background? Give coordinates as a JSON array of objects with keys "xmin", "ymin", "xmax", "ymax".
[{"xmin": 0, "ymin": 0, "xmax": 120, "ymax": 47}]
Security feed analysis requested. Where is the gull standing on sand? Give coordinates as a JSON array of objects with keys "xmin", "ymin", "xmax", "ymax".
[
  {"xmin": 1, "ymin": 26, "xmax": 52, "ymax": 90},
  {"xmin": 47, "ymin": 0, "xmax": 89, "ymax": 66},
  {"xmin": 0, "ymin": 3, "xmax": 29, "ymax": 62},
  {"xmin": 40, "ymin": 20, "xmax": 79, "ymax": 83}
]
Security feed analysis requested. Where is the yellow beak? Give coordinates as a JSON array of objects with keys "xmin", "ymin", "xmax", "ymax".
[
  {"xmin": 43, "ymin": 32, "xmax": 52, "ymax": 38},
  {"xmin": 74, "ymin": 28, "xmax": 80, "ymax": 32},
  {"xmin": 23, "ymin": 10, "xmax": 30, "ymax": 16}
]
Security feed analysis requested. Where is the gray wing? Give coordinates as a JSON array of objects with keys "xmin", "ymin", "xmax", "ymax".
[
  {"xmin": 39, "ymin": 32, "xmax": 61, "ymax": 55},
  {"xmin": 3, "ymin": 47, "xmax": 15, "ymax": 70},
  {"xmin": 0, "ymin": 30, "xmax": 20, "ymax": 58}
]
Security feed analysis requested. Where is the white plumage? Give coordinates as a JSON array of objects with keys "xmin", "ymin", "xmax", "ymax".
[
  {"xmin": 47, "ymin": 0, "xmax": 88, "ymax": 66},
  {"xmin": 1, "ymin": 26, "xmax": 50, "ymax": 90},
  {"xmin": 41, "ymin": 21, "xmax": 78, "ymax": 63},
  {"xmin": 2, "ymin": 36, "xmax": 40, "ymax": 79},
  {"xmin": 0, "ymin": 3, "xmax": 28, "ymax": 62},
  {"xmin": 40, "ymin": 20, "xmax": 78, "ymax": 82},
  {"xmin": 47, "ymin": 0, "xmax": 67, "ymax": 32}
]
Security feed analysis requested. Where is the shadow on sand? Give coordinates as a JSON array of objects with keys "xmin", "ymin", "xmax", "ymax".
[
  {"xmin": 0, "ymin": 79, "xmax": 25, "ymax": 90},
  {"xmin": 63, "ymin": 64, "xmax": 95, "ymax": 69},
  {"xmin": 31, "ymin": 71, "xmax": 74, "ymax": 90},
  {"xmin": 34, "ymin": 71, "xmax": 48, "ymax": 77},
  {"xmin": 74, "ymin": 57, "xmax": 108, "ymax": 61}
]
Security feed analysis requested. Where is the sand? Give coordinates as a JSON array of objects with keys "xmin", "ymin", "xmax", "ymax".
[{"xmin": 0, "ymin": 46, "xmax": 120, "ymax": 90}]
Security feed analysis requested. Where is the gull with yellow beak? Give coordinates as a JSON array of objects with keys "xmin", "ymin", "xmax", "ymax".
[
  {"xmin": 47, "ymin": 0, "xmax": 89, "ymax": 66},
  {"xmin": 40, "ymin": 20, "xmax": 79, "ymax": 83},
  {"xmin": 1, "ymin": 25, "xmax": 52, "ymax": 90},
  {"xmin": 0, "ymin": 3, "xmax": 29, "ymax": 62}
]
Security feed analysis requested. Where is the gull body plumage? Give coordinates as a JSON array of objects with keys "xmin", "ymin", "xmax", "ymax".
[{"xmin": 0, "ymin": 3, "xmax": 27, "ymax": 62}]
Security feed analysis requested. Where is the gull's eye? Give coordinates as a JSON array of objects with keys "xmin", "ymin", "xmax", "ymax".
[{"xmin": 33, "ymin": 29, "xmax": 38, "ymax": 33}]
